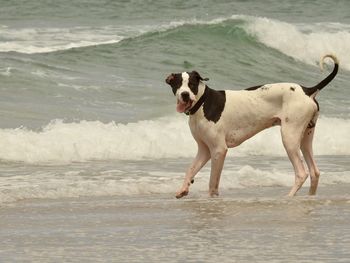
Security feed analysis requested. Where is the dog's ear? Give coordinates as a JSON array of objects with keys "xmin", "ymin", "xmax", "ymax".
[
  {"xmin": 165, "ymin": 74, "xmax": 174, "ymax": 85},
  {"xmin": 192, "ymin": 71, "xmax": 209, "ymax": 81}
]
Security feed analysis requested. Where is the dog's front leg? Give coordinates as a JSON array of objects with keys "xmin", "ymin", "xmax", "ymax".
[
  {"xmin": 176, "ymin": 141, "xmax": 210, "ymax": 199},
  {"xmin": 208, "ymin": 146, "xmax": 227, "ymax": 197}
]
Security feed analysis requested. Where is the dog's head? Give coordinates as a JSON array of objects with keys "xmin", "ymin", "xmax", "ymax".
[{"xmin": 165, "ymin": 71, "xmax": 208, "ymax": 113}]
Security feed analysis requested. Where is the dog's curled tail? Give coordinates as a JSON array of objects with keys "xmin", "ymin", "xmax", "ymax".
[
  {"xmin": 302, "ymin": 54, "xmax": 339, "ymax": 96},
  {"xmin": 319, "ymin": 54, "xmax": 339, "ymax": 72}
]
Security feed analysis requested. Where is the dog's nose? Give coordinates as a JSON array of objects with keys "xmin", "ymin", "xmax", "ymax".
[{"xmin": 181, "ymin": 92, "xmax": 190, "ymax": 102}]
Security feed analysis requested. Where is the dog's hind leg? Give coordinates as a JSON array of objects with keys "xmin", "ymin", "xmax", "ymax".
[
  {"xmin": 176, "ymin": 140, "xmax": 210, "ymax": 199},
  {"xmin": 301, "ymin": 115, "xmax": 320, "ymax": 195},
  {"xmin": 208, "ymin": 145, "xmax": 228, "ymax": 197},
  {"xmin": 281, "ymin": 122, "xmax": 309, "ymax": 196}
]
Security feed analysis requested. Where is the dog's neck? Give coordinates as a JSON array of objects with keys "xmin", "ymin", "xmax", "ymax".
[{"xmin": 185, "ymin": 83, "xmax": 208, "ymax": 115}]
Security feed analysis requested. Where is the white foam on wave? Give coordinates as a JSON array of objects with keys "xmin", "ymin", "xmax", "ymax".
[
  {"xmin": 0, "ymin": 20, "xmax": 211, "ymax": 54},
  {"xmin": 0, "ymin": 116, "xmax": 349, "ymax": 164},
  {"xmin": 0, "ymin": 170, "xmax": 180, "ymax": 203},
  {"xmin": 0, "ymin": 22, "xmax": 198, "ymax": 54},
  {"xmin": 157, "ymin": 15, "xmax": 350, "ymax": 71},
  {"xmin": 163, "ymin": 15, "xmax": 350, "ymax": 71},
  {"xmin": 0, "ymin": 117, "xmax": 194, "ymax": 163},
  {"xmin": 0, "ymin": 26, "xmax": 125, "ymax": 54},
  {"xmin": 238, "ymin": 15, "xmax": 350, "ymax": 71},
  {"xmin": 1, "ymin": 163, "xmax": 349, "ymax": 204},
  {"xmin": 0, "ymin": 67, "xmax": 12, "ymax": 76}
]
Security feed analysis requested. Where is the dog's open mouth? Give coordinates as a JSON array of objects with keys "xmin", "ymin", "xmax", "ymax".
[{"xmin": 176, "ymin": 99, "xmax": 193, "ymax": 113}]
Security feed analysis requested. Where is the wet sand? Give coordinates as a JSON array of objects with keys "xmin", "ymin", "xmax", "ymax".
[{"xmin": 1, "ymin": 185, "xmax": 350, "ymax": 262}]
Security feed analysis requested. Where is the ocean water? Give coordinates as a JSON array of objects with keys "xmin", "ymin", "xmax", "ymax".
[{"xmin": 1, "ymin": 0, "xmax": 350, "ymax": 262}]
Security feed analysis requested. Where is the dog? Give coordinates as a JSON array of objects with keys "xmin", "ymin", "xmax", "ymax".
[{"xmin": 165, "ymin": 54, "xmax": 338, "ymax": 198}]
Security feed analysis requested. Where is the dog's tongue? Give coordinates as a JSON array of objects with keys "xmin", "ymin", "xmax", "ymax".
[{"xmin": 176, "ymin": 101, "xmax": 187, "ymax": 113}]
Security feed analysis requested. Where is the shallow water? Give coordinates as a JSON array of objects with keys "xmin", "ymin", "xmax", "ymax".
[
  {"xmin": 1, "ymin": 156, "xmax": 349, "ymax": 204},
  {"xmin": 1, "ymin": 156, "xmax": 350, "ymax": 262},
  {"xmin": 1, "ymin": 185, "xmax": 350, "ymax": 262}
]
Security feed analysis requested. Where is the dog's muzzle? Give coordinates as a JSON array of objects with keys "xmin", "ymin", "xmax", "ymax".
[
  {"xmin": 181, "ymin": 92, "xmax": 190, "ymax": 103},
  {"xmin": 177, "ymin": 91, "xmax": 193, "ymax": 113}
]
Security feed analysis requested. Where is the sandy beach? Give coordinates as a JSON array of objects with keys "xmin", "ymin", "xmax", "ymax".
[{"xmin": 1, "ymin": 184, "xmax": 350, "ymax": 262}]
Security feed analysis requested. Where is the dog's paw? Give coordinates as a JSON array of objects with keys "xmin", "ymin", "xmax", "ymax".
[
  {"xmin": 175, "ymin": 188, "xmax": 189, "ymax": 199},
  {"xmin": 209, "ymin": 190, "xmax": 219, "ymax": 197}
]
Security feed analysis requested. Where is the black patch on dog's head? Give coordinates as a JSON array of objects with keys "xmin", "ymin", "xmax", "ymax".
[
  {"xmin": 165, "ymin": 73, "xmax": 183, "ymax": 95},
  {"xmin": 187, "ymin": 71, "xmax": 209, "ymax": 95}
]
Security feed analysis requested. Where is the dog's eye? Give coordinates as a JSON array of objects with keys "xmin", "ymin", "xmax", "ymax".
[{"xmin": 188, "ymin": 78, "xmax": 197, "ymax": 89}]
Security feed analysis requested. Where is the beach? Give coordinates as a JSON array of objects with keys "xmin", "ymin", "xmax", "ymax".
[
  {"xmin": 1, "ymin": 156, "xmax": 350, "ymax": 262},
  {"xmin": 1, "ymin": 183, "xmax": 350, "ymax": 262},
  {"xmin": 1, "ymin": 0, "xmax": 350, "ymax": 261}
]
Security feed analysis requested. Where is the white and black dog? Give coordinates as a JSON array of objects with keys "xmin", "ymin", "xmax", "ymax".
[{"xmin": 165, "ymin": 54, "xmax": 338, "ymax": 198}]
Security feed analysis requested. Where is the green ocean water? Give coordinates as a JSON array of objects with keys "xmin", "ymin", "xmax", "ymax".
[
  {"xmin": 0, "ymin": 0, "xmax": 349, "ymax": 162},
  {"xmin": 1, "ymin": 0, "xmax": 350, "ymax": 127}
]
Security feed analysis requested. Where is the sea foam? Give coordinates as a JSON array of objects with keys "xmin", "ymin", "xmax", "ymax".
[
  {"xmin": 0, "ymin": 26, "xmax": 124, "ymax": 54},
  {"xmin": 0, "ymin": 116, "xmax": 349, "ymax": 164},
  {"xmin": 1, "ymin": 163, "xmax": 349, "ymax": 204},
  {"xmin": 176, "ymin": 15, "xmax": 350, "ymax": 71},
  {"xmin": 242, "ymin": 16, "xmax": 350, "ymax": 71}
]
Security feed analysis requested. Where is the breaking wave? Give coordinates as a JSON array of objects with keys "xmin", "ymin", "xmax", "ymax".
[
  {"xmin": 0, "ymin": 116, "xmax": 349, "ymax": 164},
  {"xmin": 1, "ymin": 15, "xmax": 350, "ymax": 70}
]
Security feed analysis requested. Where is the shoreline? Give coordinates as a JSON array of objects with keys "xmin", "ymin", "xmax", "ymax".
[{"xmin": 1, "ymin": 184, "xmax": 349, "ymax": 262}]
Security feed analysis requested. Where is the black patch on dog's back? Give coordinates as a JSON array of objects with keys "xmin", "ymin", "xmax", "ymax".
[
  {"xmin": 203, "ymin": 87, "xmax": 226, "ymax": 123},
  {"xmin": 245, "ymin": 85, "xmax": 263, "ymax": 91},
  {"xmin": 313, "ymin": 98, "xmax": 320, "ymax": 111}
]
